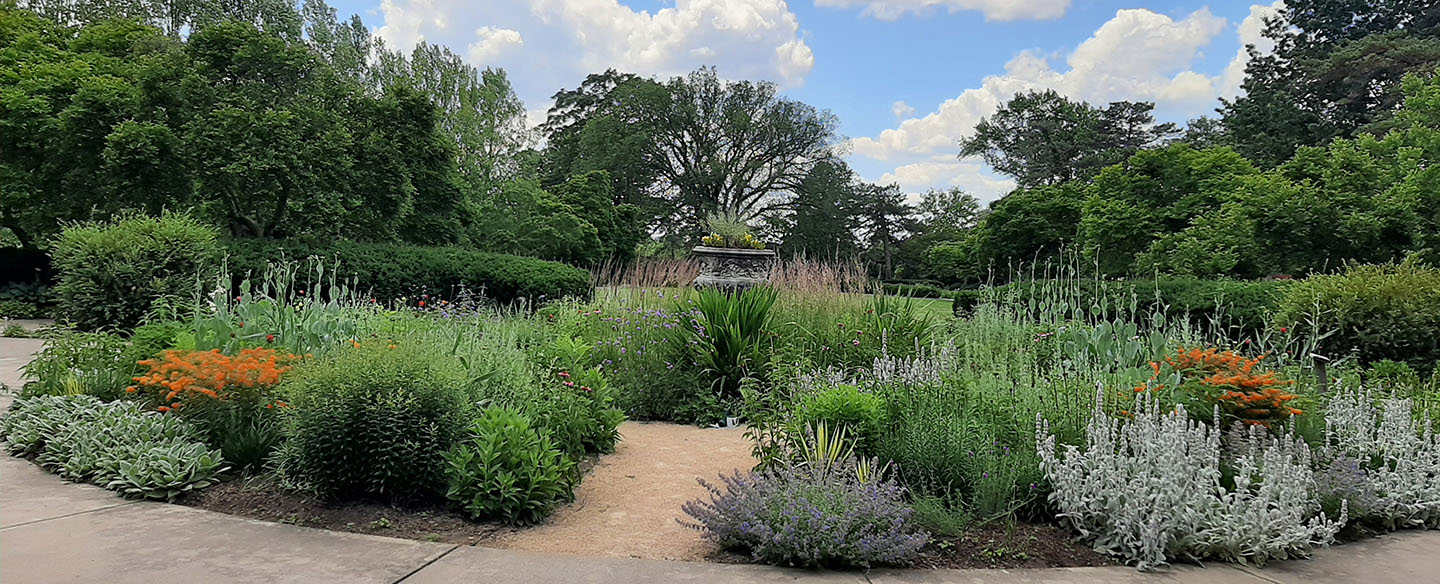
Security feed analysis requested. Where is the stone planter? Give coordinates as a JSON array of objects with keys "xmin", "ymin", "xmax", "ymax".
[{"xmin": 691, "ymin": 246, "xmax": 777, "ymax": 290}]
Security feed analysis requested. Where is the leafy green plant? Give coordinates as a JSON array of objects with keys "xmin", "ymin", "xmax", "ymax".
[
  {"xmin": 51, "ymin": 212, "xmax": 220, "ymax": 331},
  {"xmin": 20, "ymin": 332, "xmax": 133, "ymax": 400},
  {"xmin": 191, "ymin": 258, "xmax": 369, "ymax": 357},
  {"xmin": 680, "ymin": 286, "xmax": 778, "ymax": 400},
  {"xmin": 0, "ymin": 395, "xmax": 226, "ymax": 501},
  {"xmin": 443, "ymin": 406, "xmax": 577, "ymax": 525},
  {"xmin": 276, "ymin": 342, "xmax": 471, "ymax": 502},
  {"xmin": 701, "ymin": 210, "xmax": 765, "ymax": 249},
  {"xmin": 791, "ymin": 385, "xmax": 887, "ymax": 455}
]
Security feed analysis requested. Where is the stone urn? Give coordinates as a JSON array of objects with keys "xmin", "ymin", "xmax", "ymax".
[{"xmin": 691, "ymin": 246, "xmax": 777, "ymax": 290}]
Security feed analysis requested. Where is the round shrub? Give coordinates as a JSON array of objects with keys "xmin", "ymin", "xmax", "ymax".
[
  {"xmin": 443, "ymin": 406, "xmax": 576, "ymax": 525},
  {"xmin": 1275, "ymin": 262, "xmax": 1440, "ymax": 371},
  {"xmin": 51, "ymin": 213, "xmax": 220, "ymax": 331},
  {"xmin": 791, "ymin": 384, "xmax": 887, "ymax": 454},
  {"xmin": 277, "ymin": 342, "xmax": 471, "ymax": 502}
]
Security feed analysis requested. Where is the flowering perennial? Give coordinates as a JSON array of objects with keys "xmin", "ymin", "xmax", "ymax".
[
  {"xmin": 127, "ymin": 348, "xmax": 298, "ymax": 410},
  {"xmin": 1150, "ymin": 347, "xmax": 1299, "ymax": 427}
]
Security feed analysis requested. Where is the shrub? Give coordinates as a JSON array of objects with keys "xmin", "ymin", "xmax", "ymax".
[
  {"xmin": 1036, "ymin": 391, "xmax": 1343, "ymax": 570},
  {"xmin": 224, "ymin": 239, "xmax": 592, "ymax": 306},
  {"xmin": 1275, "ymin": 262, "xmax": 1440, "ymax": 371},
  {"xmin": 52, "ymin": 213, "xmax": 220, "ymax": 331},
  {"xmin": 681, "ymin": 458, "xmax": 928, "ymax": 568},
  {"xmin": 20, "ymin": 332, "xmax": 133, "ymax": 400},
  {"xmin": 0, "ymin": 395, "xmax": 226, "ymax": 500},
  {"xmin": 127, "ymin": 348, "xmax": 297, "ymax": 472},
  {"xmin": 791, "ymin": 384, "xmax": 886, "ymax": 454},
  {"xmin": 0, "ymin": 282, "xmax": 53, "ymax": 318},
  {"xmin": 443, "ymin": 406, "xmax": 577, "ymax": 525},
  {"xmin": 276, "ymin": 342, "xmax": 471, "ymax": 502}
]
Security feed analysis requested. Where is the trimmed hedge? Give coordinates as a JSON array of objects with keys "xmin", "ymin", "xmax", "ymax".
[
  {"xmin": 224, "ymin": 240, "xmax": 592, "ymax": 304},
  {"xmin": 952, "ymin": 277, "xmax": 1293, "ymax": 331}
]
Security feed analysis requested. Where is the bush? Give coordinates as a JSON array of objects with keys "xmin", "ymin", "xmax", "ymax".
[
  {"xmin": 443, "ymin": 406, "xmax": 577, "ymax": 525},
  {"xmin": 276, "ymin": 342, "xmax": 471, "ymax": 502},
  {"xmin": 791, "ymin": 385, "xmax": 886, "ymax": 454},
  {"xmin": 224, "ymin": 239, "xmax": 592, "ymax": 306},
  {"xmin": 0, "ymin": 395, "xmax": 226, "ymax": 500},
  {"xmin": 953, "ymin": 277, "xmax": 1292, "ymax": 332},
  {"xmin": 1275, "ymin": 262, "xmax": 1440, "ymax": 370},
  {"xmin": 20, "ymin": 332, "xmax": 133, "ymax": 400},
  {"xmin": 52, "ymin": 213, "xmax": 220, "ymax": 331},
  {"xmin": 0, "ymin": 282, "xmax": 53, "ymax": 318},
  {"xmin": 681, "ymin": 458, "xmax": 928, "ymax": 568}
]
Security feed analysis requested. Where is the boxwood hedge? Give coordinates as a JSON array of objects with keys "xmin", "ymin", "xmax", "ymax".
[{"xmin": 225, "ymin": 240, "xmax": 592, "ymax": 305}]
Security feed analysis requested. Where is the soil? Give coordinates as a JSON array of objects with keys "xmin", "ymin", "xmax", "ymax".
[
  {"xmin": 914, "ymin": 521, "xmax": 1112, "ymax": 570},
  {"xmin": 181, "ymin": 420, "xmax": 1110, "ymax": 569},
  {"xmin": 180, "ymin": 478, "xmax": 503, "ymax": 545}
]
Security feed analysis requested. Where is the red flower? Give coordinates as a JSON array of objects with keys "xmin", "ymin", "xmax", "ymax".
[
  {"xmin": 1280, "ymin": 327, "xmax": 1288, "ymax": 333},
  {"xmin": 266, "ymin": 334, "xmax": 275, "ymax": 343},
  {"xmin": 418, "ymin": 301, "xmax": 426, "ymax": 307},
  {"xmin": 558, "ymin": 371, "xmax": 571, "ymax": 379}
]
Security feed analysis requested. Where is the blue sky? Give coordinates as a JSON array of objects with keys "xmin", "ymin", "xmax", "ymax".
[{"xmin": 327, "ymin": 0, "xmax": 1280, "ymax": 203}]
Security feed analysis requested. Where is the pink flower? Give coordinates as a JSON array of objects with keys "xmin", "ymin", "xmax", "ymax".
[
  {"xmin": 559, "ymin": 371, "xmax": 571, "ymax": 379},
  {"xmin": 563, "ymin": 381, "xmax": 575, "ymax": 387}
]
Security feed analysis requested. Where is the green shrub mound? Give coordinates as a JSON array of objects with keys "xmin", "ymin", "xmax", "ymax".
[
  {"xmin": 0, "ymin": 395, "xmax": 226, "ymax": 500},
  {"xmin": 952, "ymin": 277, "xmax": 1292, "ymax": 331},
  {"xmin": 225, "ymin": 240, "xmax": 592, "ymax": 305},
  {"xmin": 790, "ymin": 385, "xmax": 887, "ymax": 455},
  {"xmin": 444, "ymin": 406, "xmax": 577, "ymax": 525},
  {"xmin": 1276, "ymin": 262, "xmax": 1440, "ymax": 370},
  {"xmin": 276, "ymin": 343, "xmax": 472, "ymax": 502},
  {"xmin": 52, "ymin": 213, "xmax": 220, "ymax": 332}
]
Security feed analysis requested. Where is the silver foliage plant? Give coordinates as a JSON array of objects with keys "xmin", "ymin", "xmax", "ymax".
[
  {"xmin": 1322, "ymin": 385, "xmax": 1440, "ymax": 530},
  {"xmin": 1036, "ymin": 387, "xmax": 1343, "ymax": 570}
]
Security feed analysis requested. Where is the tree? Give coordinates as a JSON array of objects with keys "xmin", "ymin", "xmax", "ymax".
[
  {"xmin": 1221, "ymin": 0, "xmax": 1440, "ymax": 166},
  {"xmin": 783, "ymin": 159, "xmax": 859, "ymax": 261},
  {"xmin": 852, "ymin": 183, "xmax": 917, "ymax": 280},
  {"xmin": 374, "ymin": 41, "xmax": 530, "ymax": 193},
  {"xmin": 959, "ymin": 90, "xmax": 1177, "ymax": 189},
  {"xmin": 618, "ymin": 67, "xmax": 841, "ymax": 236}
]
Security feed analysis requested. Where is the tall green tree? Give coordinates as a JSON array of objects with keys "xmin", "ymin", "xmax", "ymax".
[
  {"xmin": 852, "ymin": 183, "xmax": 917, "ymax": 280},
  {"xmin": 782, "ymin": 159, "xmax": 859, "ymax": 261},
  {"xmin": 959, "ymin": 90, "xmax": 1177, "ymax": 188},
  {"xmin": 1221, "ymin": 0, "xmax": 1440, "ymax": 166}
]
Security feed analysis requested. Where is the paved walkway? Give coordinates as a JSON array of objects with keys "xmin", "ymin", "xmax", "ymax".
[{"xmin": 3, "ymin": 338, "xmax": 1439, "ymax": 583}]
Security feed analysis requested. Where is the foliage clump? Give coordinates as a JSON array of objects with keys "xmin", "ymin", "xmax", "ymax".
[{"xmin": 443, "ymin": 406, "xmax": 577, "ymax": 525}]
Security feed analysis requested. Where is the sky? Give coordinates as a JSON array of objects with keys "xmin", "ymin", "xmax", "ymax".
[{"xmin": 326, "ymin": 0, "xmax": 1283, "ymax": 204}]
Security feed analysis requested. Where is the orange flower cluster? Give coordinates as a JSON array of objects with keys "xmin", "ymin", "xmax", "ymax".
[
  {"xmin": 1151, "ymin": 346, "xmax": 1299, "ymax": 428},
  {"xmin": 127, "ymin": 348, "xmax": 297, "ymax": 412}
]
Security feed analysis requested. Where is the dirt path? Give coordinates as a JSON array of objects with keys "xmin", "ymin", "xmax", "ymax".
[{"xmin": 489, "ymin": 421, "xmax": 754, "ymax": 561}]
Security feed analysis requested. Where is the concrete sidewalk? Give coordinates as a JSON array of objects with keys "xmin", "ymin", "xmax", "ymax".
[{"xmin": 3, "ymin": 337, "xmax": 1439, "ymax": 583}]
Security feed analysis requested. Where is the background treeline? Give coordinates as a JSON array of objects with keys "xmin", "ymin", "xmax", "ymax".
[{"xmin": 2, "ymin": 0, "xmax": 1439, "ymax": 288}]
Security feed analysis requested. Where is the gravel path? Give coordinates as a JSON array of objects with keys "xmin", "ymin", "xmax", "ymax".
[{"xmin": 490, "ymin": 421, "xmax": 754, "ymax": 561}]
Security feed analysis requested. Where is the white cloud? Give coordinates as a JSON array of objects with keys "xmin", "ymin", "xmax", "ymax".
[
  {"xmin": 850, "ymin": 7, "xmax": 1269, "ymax": 200},
  {"xmin": 467, "ymin": 26, "xmax": 524, "ymax": 63},
  {"xmin": 815, "ymin": 0, "xmax": 1070, "ymax": 22},
  {"xmin": 1220, "ymin": 1, "xmax": 1284, "ymax": 99},
  {"xmin": 375, "ymin": 0, "xmax": 817, "ymax": 118},
  {"xmin": 877, "ymin": 156, "xmax": 1016, "ymax": 203},
  {"xmin": 891, "ymin": 100, "xmax": 916, "ymax": 119}
]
